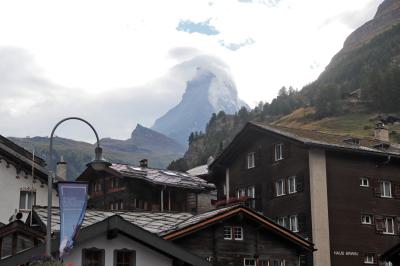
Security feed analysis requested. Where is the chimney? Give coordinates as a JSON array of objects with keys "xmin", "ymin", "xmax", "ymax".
[
  {"xmin": 56, "ymin": 156, "xmax": 67, "ymax": 181},
  {"xmin": 374, "ymin": 121, "xmax": 389, "ymax": 142},
  {"xmin": 139, "ymin": 159, "xmax": 148, "ymax": 168}
]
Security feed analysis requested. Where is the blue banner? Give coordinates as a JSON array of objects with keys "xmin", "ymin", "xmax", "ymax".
[{"xmin": 58, "ymin": 181, "xmax": 88, "ymax": 257}]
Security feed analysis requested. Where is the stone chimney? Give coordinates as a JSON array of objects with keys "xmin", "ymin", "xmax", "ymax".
[
  {"xmin": 56, "ymin": 156, "xmax": 67, "ymax": 181},
  {"xmin": 374, "ymin": 121, "xmax": 389, "ymax": 142},
  {"xmin": 139, "ymin": 159, "xmax": 148, "ymax": 168}
]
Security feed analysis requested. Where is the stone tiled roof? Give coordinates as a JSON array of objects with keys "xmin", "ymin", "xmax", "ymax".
[
  {"xmin": 33, "ymin": 206, "xmax": 194, "ymax": 234},
  {"xmin": 110, "ymin": 163, "xmax": 215, "ymax": 190},
  {"xmin": 251, "ymin": 122, "xmax": 400, "ymax": 156}
]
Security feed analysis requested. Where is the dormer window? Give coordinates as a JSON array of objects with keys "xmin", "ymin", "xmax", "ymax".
[
  {"xmin": 344, "ymin": 138, "xmax": 360, "ymax": 145},
  {"xmin": 374, "ymin": 143, "xmax": 390, "ymax": 149},
  {"xmin": 247, "ymin": 152, "xmax": 255, "ymax": 169}
]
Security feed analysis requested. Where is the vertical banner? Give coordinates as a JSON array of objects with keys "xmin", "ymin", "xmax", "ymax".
[{"xmin": 58, "ymin": 181, "xmax": 88, "ymax": 257}]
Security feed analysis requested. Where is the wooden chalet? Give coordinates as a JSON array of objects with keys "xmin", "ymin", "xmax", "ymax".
[
  {"xmin": 163, "ymin": 205, "xmax": 314, "ymax": 266},
  {"xmin": 208, "ymin": 121, "xmax": 400, "ymax": 266},
  {"xmin": 77, "ymin": 160, "xmax": 215, "ymax": 213}
]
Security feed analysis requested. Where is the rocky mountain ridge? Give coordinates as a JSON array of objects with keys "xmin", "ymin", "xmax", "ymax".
[{"xmin": 152, "ymin": 67, "xmax": 248, "ymax": 146}]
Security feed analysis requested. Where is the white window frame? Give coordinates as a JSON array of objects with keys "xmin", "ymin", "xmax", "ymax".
[
  {"xmin": 277, "ymin": 217, "xmax": 288, "ymax": 228},
  {"xmin": 19, "ymin": 190, "xmax": 36, "ymax": 211},
  {"xmin": 360, "ymin": 177, "xmax": 369, "ymax": 187},
  {"xmin": 247, "ymin": 186, "xmax": 255, "ymax": 198},
  {"xmin": 288, "ymin": 176, "xmax": 297, "ymax": 194},
  {"xmin": 383, "ymin": 217, "xmax": 395, "ymax": 235},
  {"xmin": 247, "ymin": 152, "xmax": 255, "ymax": 169},
  {"xmin": 223, "ymin": 226, "xmax": 232, "ymax": 240},
  {"xmin": 361, "ymin": 215, "xmax": 372, "ymax": 225},
  {"xmin": 381, "ymin": 181, "xmax": 392, "ymax": 198},
  {"xmin": 276, "ymin": 179, "xmax": 285, "ymax": 197},
  {"xmin": 233, "ymin": 226, "xmax": 243, "ymax": 240},
  {"xmin": 244, "ymin": 258, "xmax": 256, "ymax": 266},
  {"xmin": 364, "ymin": 254, "xmax": 374, "ymax": 264},
  {"xmin": 289, "ymin": 215, "xmax": 299, "ymax": 232},
  {"xmin": 274, "ymin": 143, "xmax": 283, "ymax": 161}
]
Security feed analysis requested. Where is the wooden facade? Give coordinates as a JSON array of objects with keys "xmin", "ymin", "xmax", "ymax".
[
  {"xmin": 77, "ymin": 163, "xmax": 215, "ymax": 213},
  {"xmin": 164, "ymin": 206, "xmax": 314, "ymax": 266},
  {"xmin": 209, "ymin": 122, "xmax": 400, "ymax": 266}
]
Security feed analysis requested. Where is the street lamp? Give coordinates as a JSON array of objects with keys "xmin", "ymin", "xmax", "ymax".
[{"xmin": 46, "ymin": 117, "xmax": 110, "ymax": 256}]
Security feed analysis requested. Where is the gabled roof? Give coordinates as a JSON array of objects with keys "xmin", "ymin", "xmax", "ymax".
[
  {"xmin": 33, "ymin": 206, "xmax": 193, "ymax": 234},
  {"xmin": 79, "ymin": 162, "xmax": 215, "ymax": 191},
  {"xmin": 0, "ymin": 135, "xmax": 48, "ymax": 181},
  {"xmin": 162, "ymin": 205, "xmax": 314, "ymax": 252},
  {"xmin": 211, "ymin": 122, "xmax": 400, "ymax": 168},
  {"xmin": 2, "ymin": 215, "xmax": 211, "ymax": 266}
]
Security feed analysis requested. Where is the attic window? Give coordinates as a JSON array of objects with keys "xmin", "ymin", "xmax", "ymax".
[
  {"xmin": 373, "ymin": 143, "xmax": 390, "ymax": 149},
  {"xmin": 344, "ymin": 138, "xmax": 360, "ymax": 145}
]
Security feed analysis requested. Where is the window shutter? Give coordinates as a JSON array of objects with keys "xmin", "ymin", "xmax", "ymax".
[
  {"xmin": 373, "ymin": 180, "xmax": 381, "ymax": 197},
  {"xmin": 375, "ymin": 215, "xmax": 385, "ymax": 233},
  {"xmin": 396, "ymin": 217, "xmax": 400, "ymax": 233},
  {"xmin": 270, "ymin": 145, "xmax": 276, "ymax": 163},
  {"xmin": 283, "ymin": 143, "xmax": 290, "ymax": 159},
  {"xmin": 298, "ymin": 213, "xmax": 306, "ymax": 233},
  {"xmin": 296, "ymin": 174, "xmax": 304, "ymax": 192},
  {"xmin": 270, "ymin": 182, "xmax": 276, "ymax": 199},
  {"xmin": 394, "ymin": 184, "xmax": 400, "ymax": 199}
]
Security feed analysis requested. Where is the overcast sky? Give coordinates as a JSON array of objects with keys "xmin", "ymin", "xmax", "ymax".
[{"xmin": 0, "ymin": 0, "xmax": 383, "ymax": 142}]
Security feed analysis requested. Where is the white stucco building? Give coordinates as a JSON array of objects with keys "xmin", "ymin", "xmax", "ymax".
[{"xmin": 0, "ymin": 135, "xmax": 58, "ymax": 224}]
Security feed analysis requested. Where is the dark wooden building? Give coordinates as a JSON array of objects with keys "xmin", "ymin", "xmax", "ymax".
[
  {"xmin": 77, "ymin": 160, "xmax": 215, "ymax": 213},
  {"xmin": 163, "ymin": 205, "xmax": 314, "ymax": 266},
  {"xmin": 208, "ymin": 121, "xmax": 400, "ymax": 266}
]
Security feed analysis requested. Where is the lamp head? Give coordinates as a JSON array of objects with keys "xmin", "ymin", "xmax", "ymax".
[{"xmin": 88, "ymin": 146, "xmax": 111, "ymax": 171}]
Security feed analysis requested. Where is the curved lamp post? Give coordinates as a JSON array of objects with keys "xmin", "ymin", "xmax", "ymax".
[{"xmin": 46, "ymin": 117, "xmax": 111, "ymax": 256}]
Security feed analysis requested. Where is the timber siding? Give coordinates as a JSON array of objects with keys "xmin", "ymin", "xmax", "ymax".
[
  {"xmin": 209, "ymin": 122, "xmax": 400, "ymax": 266},
  {"xmin": 169, "ymin": 208, "xmax": 312, "ymax": 266}
]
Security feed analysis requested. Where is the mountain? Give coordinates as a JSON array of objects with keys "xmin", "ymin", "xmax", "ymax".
[
  {"xmin": 10, "ymin": 124, "xmax": 184, "ymax": 180},
  {"xmin": 168, "ymin": 0, "xmax": 400, "ymax": 171},
  {"xmin": 152, "ymin": 67, "xmax": 248, "ymax": 145}
]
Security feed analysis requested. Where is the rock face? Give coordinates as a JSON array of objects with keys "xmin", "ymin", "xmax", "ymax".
[
  {"xmin": 343, "ymin": 0, "xmax": 400, "ymax": 52},
  {"xmin": 101, "ymin": 124, "xmax": 185, "ymax": 155},
  {"xmin": 152, "ymin": 68, "xmax": 248, "ymax": 145}
]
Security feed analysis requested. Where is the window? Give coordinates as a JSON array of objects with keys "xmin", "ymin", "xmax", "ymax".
[
  {"xmin": 233, "ymin": 226, "xmax": 243, "ymax": 240},
  {"xmin": 93, "ymin": 180, "xmax": 102, "ymax": 192},
  {"xmin": 19, "ymin": 191, "xmax": 36, "ymax": 210},
  {"xmin": 247, "ymin": 152, "xmax": 255, "ymax": 169},
  {"xmin": 384, "ymin": 261, "xmax": 393, "ymax": 266},
  {"xmin": 288, "ymin": 176, "xmax": 296, "ymax": 194},
  {"xmin": 16, "ymin": 234, "xmax": 34, "ymax": 253},
  {"xmin": 383, "ymin": 217, "xmax": 395, "ymax": 234},
  {"xmin": 1, "ymin": 235, "xmax": 12, "ymax": 259},
  {"xmin": 110, "ymin": 178, "xmax": 119, "ymax": 189},
  {"xmin": 82, "ymin": 248, "xmax": 105, "ymax": 266},
  {"xmin": 364, "ymin": 254, "xmax": 374, "ymax": 264},
  {"xmin": 224, "ymin": 226, "xmax": 243, "ymax": 240},
  {"xmin": 360, "ymin": 177, "xmax": 369, "ymax": 187},
  {"xmin": 277, "ymin": 217, "xmax": 288, "ymax": 228},
  {"xmin": 114, "ymin": 249, "xmax": 135, "ymax": 266},
  {"xmin": 276, "ymin": 179, "xmax": 285, "ymax": 196},
  {"xmin": 272, "ymin": 260, "xmax": 285, "ymax": 266},
  {"xmin": 223, "ymin": 183, "xmax": 226, "ymax": 195},
  {"xmin": 361, "ymin": 215, "xmax": 372, "ymax": 225},
  {"xmin": 381, "ymin": 181, "xmax": 392, "ymax": 198},
  {"xmin": 224, "ymin": 226, "xmax": 232, "ymax": 240},
  {"xmin": 247, "ymin": 186, "xmax": 255, "ymax": 198},
  {"xmin": 236, "ymin": 188, "xmax": 246, "ymax": 199},
  {"xmin": 244, "ymin": 258, "xmax": 256, "ymax": 266},
  {"xmin": 274, "ymin": 143, "xmax": 283, "ymax": 161},
  {"xmin": 289, "ymin": 215, "xmax": 299, "ymax": 232}
]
